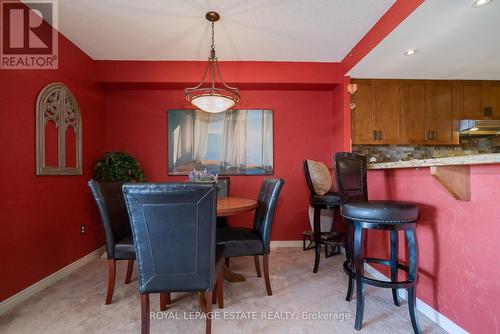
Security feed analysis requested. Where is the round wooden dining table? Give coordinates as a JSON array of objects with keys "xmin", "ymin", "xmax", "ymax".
[
  {"xmin": 216, "ymin": 196, "xmax": 258, "ymax": 282},
  {"xmin": 216, "ymin": 197, "xmax": 258, "ymax": 217}
]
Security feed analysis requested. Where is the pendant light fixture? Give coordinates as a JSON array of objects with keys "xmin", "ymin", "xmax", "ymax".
[{"xmin": 185, "ymin": 11, "xmax": 240, "ymax": 113}]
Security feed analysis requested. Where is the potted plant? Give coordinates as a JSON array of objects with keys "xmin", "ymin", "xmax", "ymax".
[{"xmin": 93, "ymin": 152, "xmax": 146, "ymax": 182}]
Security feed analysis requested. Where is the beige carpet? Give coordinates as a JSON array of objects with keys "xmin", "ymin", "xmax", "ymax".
[{"xmin": 0, "ymin": 248, "xmax": 444, "ymax": 334}]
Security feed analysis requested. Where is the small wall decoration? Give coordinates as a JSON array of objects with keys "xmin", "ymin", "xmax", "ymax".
[
  {"xmin": 36, "ymin": 83, "xmax": 82, "ymax": 175},
  {"xmin": 168, "ymin": 109, "xmax": 273, "ymax": 175},
  {"xmin": 347, "ymin": 83, "xmax": 358, "ymax": 111},
  {"xmin": 347, "ymin": 83, "xmax": 358, "ymax": 95}
]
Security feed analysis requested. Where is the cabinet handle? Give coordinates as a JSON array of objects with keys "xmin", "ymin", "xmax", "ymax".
[
  {"xmin": 426, "ymin": 131, "xmax": 431, "ymax": 140},
  {"xmin": 378, "ymin": 131, "xmax": 382, "ymax": 140},
  {"xmin": 484, "ymin": 107, "xmax": 493, "ymax": 117},
  {"xmin": 427, "ymin": 130, "xmax": 437, "ymax": 141},
  {"xmin": 429, "ymin": 130, "xmax": 437, "ymax": 141},
  {"xmin": 373, "ymin": 130, "xmax": 377, "ymax": 140}
]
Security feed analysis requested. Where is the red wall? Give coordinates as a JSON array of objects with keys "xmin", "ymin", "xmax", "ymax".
[
  {"xmin": 0, "ymin": 34, "xmax": 105, "ymax": 301},
  {"xmin": 1, "ymin": 51, "xmax": 345, "ymax": 301},
  {"xmin": 95, "ymin": 61, "xmax": 342, "ymax": 88},
  {"xmin": 366, "ymin": 166, "xmax": 500, "ymax": 334},
  {"xmin": 103, "ymin": 88, "xmax": 338, "ymax": 240}
]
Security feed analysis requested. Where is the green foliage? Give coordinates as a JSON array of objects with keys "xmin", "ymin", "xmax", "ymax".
[{"xmin": 93, "ymin": 152, "xmax": 146, "ymax": 182}]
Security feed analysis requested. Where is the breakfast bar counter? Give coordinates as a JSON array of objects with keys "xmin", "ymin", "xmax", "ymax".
[{"xmin": 367, "ymin": 153, "xmax": 500, "ymax": 170}]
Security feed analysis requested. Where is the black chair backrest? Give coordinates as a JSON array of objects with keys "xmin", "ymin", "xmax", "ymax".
[
  {"xmin": 216, "ymin": 176, "xmax": 230, "ymax": 198},
  {"xmin": 123, "ymin": 183, "xmax": 217, "ymax": 294},
  {"xmin": 333, "ymin": 152, "xmax": 368, "ymax": 204},
  {"xmin": 303, "ymin": 160, "xmax": 316, "ymax": 196},
  {"xmin": 253, "ymin": 178, "xmax": 285, "ymax": 254},
  {"xmin": 88, "ymin": 179, "xmax": 132, "ymax": 259}
]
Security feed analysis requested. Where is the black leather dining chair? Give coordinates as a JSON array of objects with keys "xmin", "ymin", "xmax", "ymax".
[
  {"xmin": 216, "ymin": 178, "xmax": 284, "ymax": 296},
  {"xmin": 88, "ymin": 179, "xmax": 135, "ymax": 305},
  {"xmin": 123, "ymin": 183, "xmax": 225, "ymax": 334},
  {"xmin": 216, "ymin": 176, "xmax": 230, "ymax": 228}
]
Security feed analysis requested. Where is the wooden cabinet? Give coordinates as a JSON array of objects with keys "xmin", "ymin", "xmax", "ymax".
[
  {"xmin": 399, "ymin": 81, "xmax": 458, "ymax": 145},
  {"xmin": 457, "ymin": 81, "xmax": 489, "ymax": 119},
  {"xmin": 425, "ymin": 81, "xmax": 458, "ymax": 144},
  {"xmin": 400, "ymin": 81, "xmax": 427, "ymax": 144},
  {"xmin": 487, "ymin": 81, "xmax": 500, "ymax": 119},
  {"xmin": 351, "ymin": 79, "xmax": 460, "ymax": 145},
  {"xmin": 351, "ymin": 79, "xmax": 401, "ymax": 144},
  {"xmin": 351, "ymin": 80, "xmax": 376, "ymax": 144},
  {"xmin": 375, "ymin": 80, "xmax": 401, "ymax": 143},
  {"xmin": 457, "ymin": 81, "xmax": 500, "ymax": 119}
]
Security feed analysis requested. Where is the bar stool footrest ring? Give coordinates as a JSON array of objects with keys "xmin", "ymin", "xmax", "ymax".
[{"xmin": 343, "ymin": 259, "xmax": 416, "ymax": 289}]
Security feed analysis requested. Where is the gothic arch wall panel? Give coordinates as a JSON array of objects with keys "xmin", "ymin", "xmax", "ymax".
[{"xmin": 36, "ymin": 83, "xmax": 82, "ymax": 175}]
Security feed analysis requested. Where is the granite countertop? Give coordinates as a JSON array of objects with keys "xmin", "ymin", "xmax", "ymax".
[{"xmin": 367, "ymin": 153, "xmax": 500, "ymax": 169}]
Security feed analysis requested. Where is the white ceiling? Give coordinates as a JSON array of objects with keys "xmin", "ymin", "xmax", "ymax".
[
  {"xmin": 32, "ymin": 0, "xmax": 395, "ymax": 61},
  {"xmin": 349, "ymin": 0, "xmax": 500, "ymax": 80}
]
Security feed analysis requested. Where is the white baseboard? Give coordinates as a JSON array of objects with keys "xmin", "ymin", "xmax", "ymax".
[
  {"xmin": 364, "ymin": 264, "xmax": 469, "ymax": 334},
  {"xmin": 0, "ymin": 246, "xmax": 105, "ymax": 315},
  {"xmin": 270, "ymin": 240, "xmax": 303, "ymax": 248}
]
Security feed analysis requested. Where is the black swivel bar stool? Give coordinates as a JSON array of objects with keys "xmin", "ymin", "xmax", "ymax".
[
  {"xmin": 303, "ymin": 160, "xmax": 342, "ymax": 273},
  {"xmin": 334, "ymin": 152, "xmax": 421, "ymax": 334}
]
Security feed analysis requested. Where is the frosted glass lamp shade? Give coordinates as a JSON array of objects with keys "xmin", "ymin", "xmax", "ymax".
[{"xmin": 191, "ymin": 94, "xmax": 235, "ymax": 113}]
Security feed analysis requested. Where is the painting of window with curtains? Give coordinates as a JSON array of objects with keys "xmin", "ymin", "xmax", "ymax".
[{"xmin": 168, "ymin": 109, "xmax": 273, "ymax": 175}]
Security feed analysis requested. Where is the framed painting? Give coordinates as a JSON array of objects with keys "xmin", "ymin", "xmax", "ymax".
[{"xmin": 168, "ymin": 109, "xmax": 273, "ymax": 175}]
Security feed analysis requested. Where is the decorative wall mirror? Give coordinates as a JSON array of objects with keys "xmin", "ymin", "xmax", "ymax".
[{"xmin": 36, "ymin": 83, "xmax": 82, "ymax": 175}]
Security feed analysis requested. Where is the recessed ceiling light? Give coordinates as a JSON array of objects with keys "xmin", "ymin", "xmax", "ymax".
[
  {"xmin": 472, "ymin": 0, "xmax": 492, "ymax": 7},
  {"xmin": 469, "ymin": 127, "xmax": 480, "ymax": 131},
  {"xmin": 404, "ymin": 48, "xmax": 418, "ymax": 56}
]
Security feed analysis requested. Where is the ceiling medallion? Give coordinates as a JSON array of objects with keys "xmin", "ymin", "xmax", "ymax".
[{"xmin": 185, "ymin": 11, "xmax": 240, "ymax": 113}]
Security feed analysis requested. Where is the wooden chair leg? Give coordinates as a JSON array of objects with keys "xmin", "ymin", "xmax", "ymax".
[
  {"xmin": 225, "ymin": 257, "xmax": 230, "ymax": 268},
  {"xmin": 160, "ymin": 292, "xmax": 171, "ymax": 311},
  {"xmin": 125, "ymin": 259, "xmax": 134, "ymax": 284},
  {"xmin": 263, "ymin": 254, "xmax": 272, "ymax": 296},
  {"xmin": 105, "ymin": 259, "xmax": 116, "ymax": 305},
  {"xmin": 141, "ymin": 294, "xmax": 150, "ymax": 334},
  {"xmin": 204, "ymin": 292, "xmax": 213, "ymax": 334},
  {"xmin": 212, "ymin": 284, "xmax": 217, "ymax": 305},
  {"xmin": 254, "ymin": 255, "xmax": 262, "ymax": 277},
  {"xmin": 216, "ymin": 273, "xmax": 224, "ymax": 309},
  {"xmin": 199, "ymin": 292, "xmax": 206, "ymax": 313}
]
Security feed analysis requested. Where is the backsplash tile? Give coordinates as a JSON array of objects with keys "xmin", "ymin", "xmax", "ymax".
[{"xmin": 353, "ymin": 137, "xmax": 500, "ymax": 163}]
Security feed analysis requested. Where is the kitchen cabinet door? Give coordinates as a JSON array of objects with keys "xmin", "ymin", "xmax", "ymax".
[
  {"xmin": 487, "ymin": 81, "xmax": 500, "ymax": 119},
  {"xmin": 374, "ymin": 80, "xmax": 401, "ymax": 144},
  {"xmin": 351, "ymin": 80, "xmax": 377, "ymax": 144},
  {"xmin": 400, "ymin": 81, "xmax": 427, "ymax": 144},
  {"xmin": 426, "ymin": 81, "xmax": 458, "ymax": 145},
  {"xmin": 458, "ymin": 81, "xmax": 488, "ymax": 119}
]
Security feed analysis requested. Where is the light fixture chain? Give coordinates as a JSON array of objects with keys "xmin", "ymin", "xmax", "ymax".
[{"xmin": 210, "ymin": 21, "xmax": 216, "ymax": 60}]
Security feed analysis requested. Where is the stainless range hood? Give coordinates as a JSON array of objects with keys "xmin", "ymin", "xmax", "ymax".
[{"xmin": 459, "ymin": 119, "xmax": 500, "ymax": 136}]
